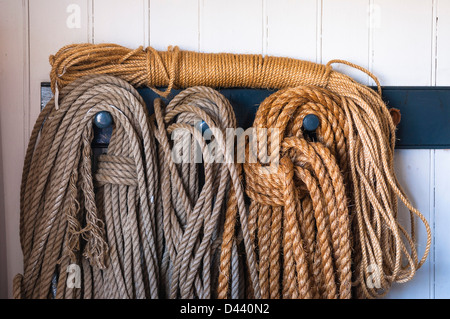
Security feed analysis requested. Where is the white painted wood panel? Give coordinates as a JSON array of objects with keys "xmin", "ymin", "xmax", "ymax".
[
  {"xmin": 435, "ymin": 149, "xmax": 450, "ymax": 298},
  {"xmin": 372, "ymin": 0, "xmax": 433, "ymax": 86},
  {"xmin": 265, "ymin": 0, "xmax": 317, "ymax": 61},
  {"xmin": 0, "ymin": 0, "xmax": 27, "ymax": 299},
  {"xmin": 322, "ymin": 0, "xmax": 370, "ymax": 85},
  {"xmin": 29, "ymin": 0, "xmax": 89, "ymax": 130},
  {"xmin": 200, "ymin": 0, "xmax": 263, "ymax": 54},
  {"xmin": 150, "ymin": 0, "xmax": 199, "ymax": 51},
  {"xmin": 387, "ymin": 150, "xmax": 434, "ymax": 298},
  {"xmin": 437, "ymin": 0, "xmax": 450, "ymax": 85},
  {"xmin": 93, "ymin": 0, "xmax": 147, "ymax": 48}
]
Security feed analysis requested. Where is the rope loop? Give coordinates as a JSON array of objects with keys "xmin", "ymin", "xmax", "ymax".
[{"xmin": 326, "ymin": 59, "xmax": 382, "ymax": 95}]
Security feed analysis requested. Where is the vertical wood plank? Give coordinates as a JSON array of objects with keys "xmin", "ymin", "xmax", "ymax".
[
  {"xmin": 435, "ymin": 1, "xmax": 450, "ymax": 298},
  {"xmin": 322, "ymin": 0, "xmax": 370, "ymax": 84},
  {"xmin": 437, "ymin": 0, "xmax": 450, "ymax": 84},
  {"xmin": 93, "ymin": 0, "xmax": 146, "ymax": 48},
  {"xmin": 386, "ymin": 150, "xmax": 433, "ymax": 298},
  {"xmin": 434, "ymin": 149, "xmax": 450, "ymax": 298},
  {"xmin": 0, "ymin": 0, "xmax": 27, "ymax": 298},
  {"xmin": 201, "ymin": 0, "xmax": 263, "ymax": 54},
  {"xmin": 372, "ymin": 0, "xmax": 433, "ymax": 85},
  {"xmin": 265, "ymin": 0, "xmax": 317, "ymax": 61},
  {"xmin": 149, "ymin": 0, "xmax": 199, "ymax": 51},
  {"xmin": 369, "ymin": 1, "xmax": 435, "ymax": 298},
  {"xmin": 29, "ymin": 0, "xmax": 89, "ymax": 131}
]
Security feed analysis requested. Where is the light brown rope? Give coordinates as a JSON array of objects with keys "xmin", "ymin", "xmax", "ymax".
[
  {"xmin": 15, "ymin": 75, "xmax": 260, "ymax": 299},
  {"xmin": 239, "ymin": 84, "xmax": 431, "ymax": 299},
  {"xmin": 49, "ymin": 44, "xmax": 332, "ymax": 98},
  {"xmin": 16, "ymin": 43, "xmax": 431, "ymax": 299}
]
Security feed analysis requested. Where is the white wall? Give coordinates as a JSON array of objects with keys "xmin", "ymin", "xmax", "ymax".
[{"xmin": 0, "ymin": 0, "xmax": 449, "ymax": 299}]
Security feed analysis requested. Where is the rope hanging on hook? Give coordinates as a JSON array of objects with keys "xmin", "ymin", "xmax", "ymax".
[
  {"xmin": 152, "ymin": 86, "xmax": 260, "ymax": 299},
  {"xmin": 15, "ymin": 75, "xmax": 162, "ymax": 299},
  {"xmin": 242, "ymin": 85, "xmax": 430, "ymax": 299},
  {"xmin": 15, "ymin": 43, "xmax": 432, "ymax": 299}
]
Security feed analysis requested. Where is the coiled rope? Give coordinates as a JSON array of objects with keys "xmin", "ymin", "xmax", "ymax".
[
  {"xmin": 49, "ymin": 44, "xmax": 379, "ymax": 99},
  {"xmin": 15, "ymin": 43, "xmax": 432, "ymax": 299},
  {"xmin": 153, "ymin": 86, "xmax": 259, "ymax": 298},
  {"xmin": 15, "ymin": 75, "xmax": 162, "ymax": 298},
  {"xmin": 242, "ymin": 85, "xmax": 430, "ymax": 299}
]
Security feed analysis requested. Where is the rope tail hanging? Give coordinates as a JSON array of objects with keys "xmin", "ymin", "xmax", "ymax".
[{"xmin": 15, "ymin": 43, "xmax": 432, "ymax": 299}]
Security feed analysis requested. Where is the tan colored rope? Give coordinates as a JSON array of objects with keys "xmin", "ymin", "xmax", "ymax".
[
  {"xmin": 15, "ymin": 74, "xmax": 259, "ymax": 299},
  {"xmin": 240, "ymin": 84, "xmax": 431, "ymax": 299},
  {"xmin": 49, "ymin": 43, "xmax": 336, "ymax": 98},
  {"xmin": 15, "ymin": 74, "xmax": 162, "ymax": 298},
  {"xmin": 16, "ymin": 43, "xmax": 431, "ymax": 299}
]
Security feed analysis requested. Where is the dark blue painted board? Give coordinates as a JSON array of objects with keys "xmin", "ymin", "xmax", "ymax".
[
  {"xmin": 380, "ymin": 87, "xmax": 450, "ymax": 149},
  {"xmin": 40, "ymin": 83, "xmax": 450, "ymax": 149}
]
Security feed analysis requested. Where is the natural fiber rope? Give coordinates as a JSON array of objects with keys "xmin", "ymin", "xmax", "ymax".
[
  {"xmin": 14, "ymin": 74, "xmax": 162, "ymax": 298},
  {"xmin": 49, "ymin": 43, "xmax": 337, "ymax": 98},
  {"xmin": 152, "ymin": 86, "xmax": 260, "ymax": 298},
  {"xmin": 15, "ymin": 43, "xmax": 432, "ymax": 299},
  {"xmin": 15, "ymin": 74, "xmax": 260, "ymax": 299},
  {"xmin": 240, "ymin": 84, "xmax": 431, "ymax": 299}
]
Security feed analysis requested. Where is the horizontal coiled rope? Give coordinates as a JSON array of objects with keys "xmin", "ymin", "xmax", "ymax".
[{"xmin": 48, "ymin": 43, "xmax": 380, "ymax": 100}]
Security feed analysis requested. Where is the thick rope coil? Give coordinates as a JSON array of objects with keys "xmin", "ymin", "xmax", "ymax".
[
  {"xmin": 153, "ymin": 86, "xmax": 260, "ymax": 299},
  {"xmin": 49, "ymin": 44, "xmax": 333, "ymax": 98},
  {"xmin": 242, "ymin": 85, "xmax": 431, "ymax": 299},
  {"xmin": 16, "ymin": 74, "xmax": 162, "ymax": 298}
]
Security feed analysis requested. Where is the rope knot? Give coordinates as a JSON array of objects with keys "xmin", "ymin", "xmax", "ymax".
[
  {"xmin": 95, "ymin": 154, "xmax": 138, "ymax": 187},
  {"xmin": 244, "ymin": 156, "xmax": 295, "ymax": 207}
]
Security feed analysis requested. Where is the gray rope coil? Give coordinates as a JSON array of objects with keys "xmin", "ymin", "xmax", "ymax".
[{"xmin": 153, "ymin": 86, "xmax": 260, "ymax": 298}]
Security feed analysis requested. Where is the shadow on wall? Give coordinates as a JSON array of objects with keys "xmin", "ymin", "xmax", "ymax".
[{"xmin": 0, "ymin": 126, "xmax": 7, "ymax": 299}]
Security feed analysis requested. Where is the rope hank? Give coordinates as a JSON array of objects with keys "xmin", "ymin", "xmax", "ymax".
[
  {"xmin": 49, "ymin": 43, "xmax": 334, "ymax": 98},
  {"xmin": 16, "ymin": 75, "xmax": 161, "ymax": 298},
  {"xmin": 244, "ymin": 87, "xmax": 352, "ymax": 299},
  {"xmin": 153, "ymin": 86, "xmax": 259, "ymax": 298},
  {"xmin": 243, "ymin": 85, "xmax": 431, "ymax": 299}
]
